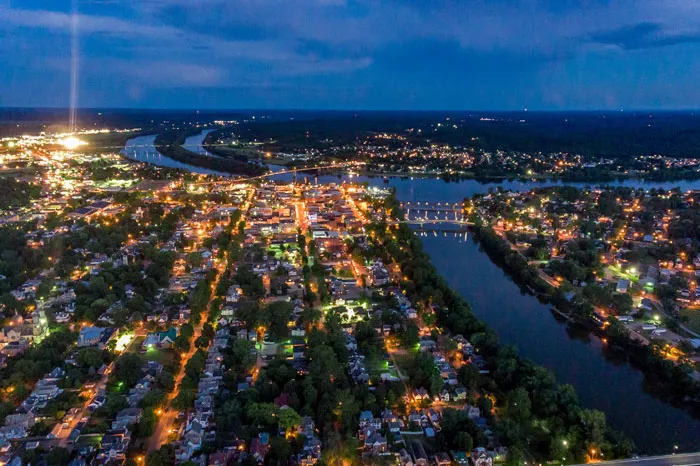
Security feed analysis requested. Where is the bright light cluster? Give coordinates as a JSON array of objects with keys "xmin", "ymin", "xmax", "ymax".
[{"xmin": 60, "ymin": 135, "xmax": 87, "ymax": 150}]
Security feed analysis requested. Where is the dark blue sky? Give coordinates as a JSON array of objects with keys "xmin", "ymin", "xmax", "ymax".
[{"xmin": 1, "ymin": 0, "xmax": 700, "ymax": 110}]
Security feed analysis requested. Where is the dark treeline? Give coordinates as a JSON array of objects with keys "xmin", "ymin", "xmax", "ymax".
[
  {"xmin": 0, "ymin": 178, "xmax": 41, "ymax": 210},
  {"xmin": 232, "ymin": 111, "xmax": 700, "ymax": 159}
]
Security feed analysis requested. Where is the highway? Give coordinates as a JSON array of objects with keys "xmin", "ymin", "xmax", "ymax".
[{"xmin": 573, "ymin": 452, "xmax": 700, "ymax": 466}]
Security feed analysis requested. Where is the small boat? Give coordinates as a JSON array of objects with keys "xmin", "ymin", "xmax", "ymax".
[{"xmin": 383, "ymin": 176, "xmax": 390, "ymax": 183}]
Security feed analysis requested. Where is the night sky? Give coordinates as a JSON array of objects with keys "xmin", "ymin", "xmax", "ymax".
[{"xmin": 1, "ymin": 0, "xmax": 700, "ymax": 110}]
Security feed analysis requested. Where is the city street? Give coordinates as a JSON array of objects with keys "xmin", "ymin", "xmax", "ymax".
[
  {"xmin": 58, "ymin": 331, "xmax": 143, "ymax": 448},
  {"xmin": 574, "ymin": 452, "xmax": 700, "ymax": 466}
]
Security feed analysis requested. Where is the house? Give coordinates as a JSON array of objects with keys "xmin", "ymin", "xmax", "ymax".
[
  {"xmin": 434, "ymin": 452, "xmax": 452, "ymax": 466},
  {"xmin": 4, "ymin": 413, "xmax": 35, "ymax": 430},
  {"xmin": 359, "ymin": 410, "xmax": 373, "ymax": 428},
  {"xmin": 451, "ymin": 451, "xmax": 470, "ymax": 465},
  {"xmin": 67, "ymin": 458, "xmax": 88, "ymax": 466},
  {"xmin": 208, "ymin": 449, "xmax": 235, "ymax": 466},
  {"xmin": 251, "ymin": 432, "xmax": 270, "ymax": 463},
  {"xmin": 418, "ymin": 339, "xmax": 437, "ymax": 352},
  {"xmin": 143, "ymin": 327, "xmax": 177, "ymax": 350},
  {"xmin": 454, "ymin": 387, "xmax": 467, "ymax": 401},
  {"xmin": 616, "ymin": 279, "xmax": 630, "ymax": 294},
  {"xmin": 0, "ymin": 340, "xmax": 29, "ymax": 357},
  {"xmin": 364, "ymin": 430, "xmax": 388, "ymax": 454},
  {"xmin": 465, "ymin": 406, "xmax": 480, "ymax": 420},
  {"xmin": 471, "ymin": 448, "xmax": 494, "ymax": 466},
  {"xmin": 77, "ymin": 326, "xmax": 115, "ymax": 349},
  {"xmin": 158, "ymin": 327, "xmax": 178, "ymax": 347},
  {"xmin": 98, "ymin": 430, "xmax": 131, "ymax": 461},
  {"xmin": 399, "ymin": 449, "xmax": 415, "ymax": 466},
  {"xmin": 427, "ymin": 409, "xmax": 440, "ymax": 426},
  {"xmin": 111, "ymin": 408, "xmax": 143, "ymax": 430},
  {"xmin": 440, "ymin": 389, "xmax": 450, "ymax": 402},
  {"xmin": 298, "ymin": 436, "xmax": 322, "ymax": 466},
  {"xmin": 78, "ymin": 326, "xmax": 104, "ymax": 347},
  {"xmin": 0, "ymin": 425, "xmax": 27, "ymax": 440},
  {"xmin": 388, "ymin": 420, "xmax": 403, "ymax": 433},
  {"xmin": 412, "ymin": 441, "xmax": 429, "ymax": 466},
  {"xmin": 413, "ymin": 387, "xmax": 429, "ymax": 401},
  {"xmin": 183, "ymin": 421, "xmax": 204, "ymax": 455}
]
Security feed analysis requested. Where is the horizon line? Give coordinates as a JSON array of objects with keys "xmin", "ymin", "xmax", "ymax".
[{"xmin": 1, "ymin": 106, "xmax": 700, "ymax": 114}]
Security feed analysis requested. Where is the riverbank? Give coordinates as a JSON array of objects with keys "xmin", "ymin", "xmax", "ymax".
[{"xmin": 469, "ymin": 224, "xmax": 700, "ymax": 416}]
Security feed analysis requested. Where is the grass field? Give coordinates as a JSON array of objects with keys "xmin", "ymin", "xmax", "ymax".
[{"xmin": 680, "ymin": 307, "xmax": 700, "ymax": 334}]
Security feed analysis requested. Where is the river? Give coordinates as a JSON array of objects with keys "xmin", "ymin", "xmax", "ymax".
[
  {"xmin": 120, "ymin": 134, "xmax": 234, "ymax": 177},
  {"xmin": 181, "ymin": 129, "xmax": 219, "ymax": 158},
  {"xmin": 422, "ymin": 232, "xmax": 700, "ymax": 454},
  {"xmin": 121, "ymin": 133, "xmax": 700, "ymax": 454}
]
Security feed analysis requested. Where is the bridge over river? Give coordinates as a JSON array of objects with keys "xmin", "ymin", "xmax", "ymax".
[{"xmin": 401, "ymin": 200, "xmax": 463, "ymax": 212}]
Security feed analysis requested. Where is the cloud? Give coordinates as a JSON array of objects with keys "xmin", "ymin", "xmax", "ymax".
[
  {"xmin": 590, "ymin": 22, "xmax": 700, "ymax": 50},
  {"xmin": 116, "ymin": 61, "xmax": 227, "ymax": 87},
  {"xmin": 2, "ymin": 0, "xmax": 700, "ymax": 109}
]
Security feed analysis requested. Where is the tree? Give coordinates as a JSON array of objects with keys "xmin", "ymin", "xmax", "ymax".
[
  {"xmin": 195, "ymin": 335, "xmax": 210, "ymax": 348},
  {"xmin": 266, "ymin": 436, "xmax": 293, "ymax": 465},
  {"xmin": 202, "ymin": 322, "xmax": 215, "ymax": 340},
  {"xmin": 174, "ymin": 335, "xmax": 191, "ymax": 353},
  {"xmin": 147, "ymin": 444, "xmax": 175, "ymax": 466},
  {"xmin": 476, "ymin": 396, "xmax": 493, "ymax": 418},
  {"xmin": 136, "ymin": 408, "xmax": 158, "ymax": 438},
  {"xmin": 155, "ymin": 371, "xmax": 175, "ymax": 392},
  {"xmin": 226, "ymin": 339, "xmax": 256, "ymax": 370},
  {"xmin": 180, "ymin": 323, "xmax": 194, "ymax": 339},
  {"xmin": 46, "ymin": 447, "xmax": 71, "ymax": 466},
  {"xmin": 334, "ymin": 389, "xmax": 361, "ymax": 434},
  {"xmin": 172, "ymin": 391, "xmax": 195, "ymax": 410},
  {"xmin": 111, "ymin": 353, "xmax": 143, "ymax": 388},
  {"xmin": 187, "ymin": 251, "xmax": 203, "ymax": 268},
  {"xmin": 247, "ymin": 402, "xmax": 276, "ymax": 427},
  {"xmin": 308, "ymin": 343, "xmax": 344, "ymax": 392},
  {"xmin": 505, "ymin": 387, "xmax": 531, "ymax": 424},
  {"xmin": 400, "ymin": 323, "xmax": 420, "ymax": 348},
  {"xmin": 277, "ymin": 407, "xmax": 302, "ymax": 433},
  {"xmin": 263, "ymin": 301, "xmax": 293, "ymax": 341},
  {"xmin": 579, "ymin": 409, "xmax": 607, "ymax": 447},
  {"xmin": 505, "ymin": 445, "xmax": 525, "ymax": 466},
  {"xmin": 76, "ymin": 347, "xmax": 104, "ymax": 370},
  {"xmin": 456, "ymin": 431, "xmax": 474, "ymax": 451}
]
